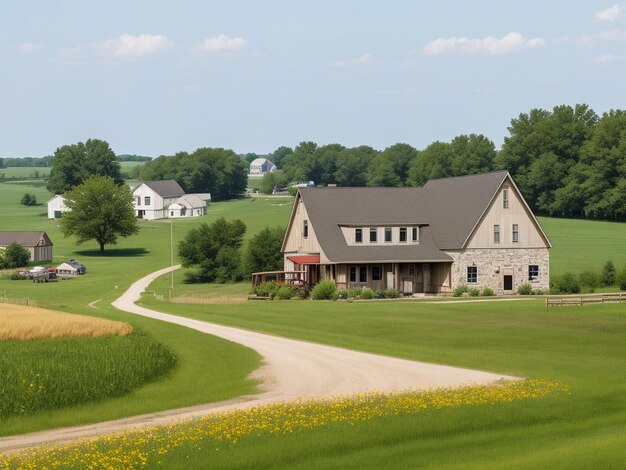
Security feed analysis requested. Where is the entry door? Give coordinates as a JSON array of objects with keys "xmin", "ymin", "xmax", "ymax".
[
  {"xmin": 503, "ymin": 275, "xmax": 513, "ymax": 291},
  {"xmin": 386, "ymin": 271, "xmax": 395, "ymax": 290}
]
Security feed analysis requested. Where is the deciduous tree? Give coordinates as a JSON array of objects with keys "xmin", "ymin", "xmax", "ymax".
[{"xmin": 60, "ymin": 175, "xmax": 139, "ymax": 253}]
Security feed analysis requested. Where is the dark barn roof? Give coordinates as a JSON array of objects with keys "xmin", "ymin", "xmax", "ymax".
[
  {"xmin": 135, "ymin": 180, "xmax": 185, "ymax": 198},
  {"xmin": 291, "ymin": 171, "xmax": 537, "ymax": 263},
  {"xmin": 0, "ymin": 231, "xmax": 53, "ymax": 247}
]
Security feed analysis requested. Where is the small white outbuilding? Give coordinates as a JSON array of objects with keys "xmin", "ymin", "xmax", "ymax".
[{"xmin": 47, "ymin": 195, "xmax": 68, "ymax": 219}]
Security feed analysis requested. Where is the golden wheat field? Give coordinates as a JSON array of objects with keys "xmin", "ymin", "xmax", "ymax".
[{"xmin": 0, "ymin": 304, "xmax": 132, "ymax": 340}]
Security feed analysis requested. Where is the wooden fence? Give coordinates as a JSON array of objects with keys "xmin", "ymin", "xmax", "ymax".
[
  {"xmin": 546, "ymin": 293, "xmax": 626, "ymax": 307},
  {"xmin": 0, "ymin": 297, "xmax": 37, "ymax": 307}
]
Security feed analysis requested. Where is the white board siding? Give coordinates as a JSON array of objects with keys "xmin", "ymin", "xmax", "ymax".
[
  {"xmin": 283, "ymin": 199, "xmax": 327, "ymax": 261},
  {"xmin": 466, "ymin": 184, "xmax": 549, "ymax": 249}
]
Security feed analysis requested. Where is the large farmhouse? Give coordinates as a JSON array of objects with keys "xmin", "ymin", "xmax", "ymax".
[
  {"xmin": 0, "ymin": 231, "xmax": 53, "ymax": 262},
  {"xmin": 281, "ymin": 171, "xmax": 550, "ymax": 295},
  {"xmin": 249, "ymin": 158, "xmax": 277, "ymax": 176},
  {"xmin": 132, "ymin": 180, "xmax": 211, "ymax": 220}
]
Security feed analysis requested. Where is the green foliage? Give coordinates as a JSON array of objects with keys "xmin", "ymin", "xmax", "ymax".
[
  {"xmin": 481, "ymin": 287, "xmax": 494, "ymax": 296},
  {"xmin": 618, "ymin": 265, "xmax": 626, "ymax": 291},
  {"xmin": 0, "ymin": 331, "xmax": 176, "ymax": 418},
  {"xmin": 310, "ymin": 280, "xmax": 337, "ymax": 300},
  {"xmin": 47, "ymin": 139, "xmax": 122, "ymax": 194},
  {"xmin": 268, "ymin": 146, "xmax": 293, "ymax": 168},
  {"xmin": 245, "ymin": 226, "xmax": 285, "ymax": 276},
  {"xmin": 60, "ymin": 176, "xmax": 139, "ymax": 253},
  {"xmin": 367, "ymin": 143, "xmax": 416, "ymax": 187},
  {"xmin": 360, "ymin": 287, "xmax": 375, "ymax": 299},
  {"xmin": 20, "ymin": 193, "xmax": 37, "ymax": 206},
  {"xmin": 260, "ymin": 170, "xmax": 289, "ymax": 194},
  {"xmin": 468, "ymin": 287, "xmax": 480, "ymax": 297},
  {"xmin": 178, "ymin": 217, "xmax": 246, "ymax": 283},
  {"xmin": 601, "ymin": 261, "xmax": 616, "ymax": 287},
  {"xmin": 375, "ymin": 288, "xmax": 401, "ymax": 299},
  {"xmin": 0, "ymin": 242, "xmax": 31, "ymax": 268},
  {"xmin": 452, "ymin": 285, "xmax": 469, "ymax": 297},
  {"xmin": 550, "ymin": 272, "xmax": 581, "ymax": 294},
  {"xmin": 141, "ymin": 148, "xmax": 247, "ymax": 200},
  {"xmin": 254, "ymin": 281, "xmax": 281, "ymax": 298},
  {"xmin": 579, "ymin": 270, "xmax": 600, "ymax": 292},
  {"xmin": 275, "ymin": 285, "xmax": 298, "ymax": 300},
  {"xmin": 517, "ymin": 283, "xmax": 533, "ymax": 295}
]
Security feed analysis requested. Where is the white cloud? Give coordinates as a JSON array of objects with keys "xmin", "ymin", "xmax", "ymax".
[
  {"xmin": 594, "ymin": 4, "xmax": 620, "ymax": 22},
  {"xmin": 329, "ymin": 53, "xmax": 374, "ymax": 68},
  {"xmin": 423, "ymin": 32, "xmax": 545, "ymax": 56},
  {"xmin": 192, "ymin": 34, "xmax": 247, "ymax": 54},
  {"xmin": 92, "ymin": 34, "xmax": 172, "ymax": 58},
  {"xmin": 593, "ymin": 53, "xmax": 624, "ymax": 63},
  {"xmin": 16, "ymin": 42, "xmax": 42, "ymax": 53}
]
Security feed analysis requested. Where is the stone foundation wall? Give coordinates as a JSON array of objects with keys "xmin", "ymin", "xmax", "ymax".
[{"xmin": 445, "ymin": 248, "xmax": 549, "ymax": 295}]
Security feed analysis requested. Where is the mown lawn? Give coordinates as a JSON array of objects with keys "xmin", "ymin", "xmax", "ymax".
[{"xmin": 134, "ymin": 297, "xmax": 626, "ymax": 469}]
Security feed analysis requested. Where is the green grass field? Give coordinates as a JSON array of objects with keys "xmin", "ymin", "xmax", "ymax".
[
  {"xmin": 1, "ymin": 180, "xmax": 626, "ymax": 467},
  {"xmin": 0, "ymin": 167, "xmax": 51, "ymax": 179}
]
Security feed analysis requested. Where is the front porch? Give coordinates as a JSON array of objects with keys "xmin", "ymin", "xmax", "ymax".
[
  {"xmin": 251, "ymin": 271, "xmax": 308, "ymax": 289},
  {"xmin": 326, "ymin": 262, "xmax": 452, "ymax": 294}
]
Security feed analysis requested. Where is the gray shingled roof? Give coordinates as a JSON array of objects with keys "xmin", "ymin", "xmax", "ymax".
[
  {"xmin": 296, "ymin": 171, "xmax": 511, "ymax": 262},
  {"xmin": 139, "ymin": 180, "xmax": 185, "ymax": 197},
  {"xmin": 0, "ymin": 231, "xmax": 53, "ymax": 247}
]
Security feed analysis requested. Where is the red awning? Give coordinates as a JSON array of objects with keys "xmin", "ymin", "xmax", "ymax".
[{"xmin": 287, "ymin": 255, "xmax": 320, "ymax": 265}]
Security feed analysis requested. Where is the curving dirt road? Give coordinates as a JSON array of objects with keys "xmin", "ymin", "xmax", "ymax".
[{"xmin": 0, "ymin": 265, "xmax": 514, "ymax": 453}]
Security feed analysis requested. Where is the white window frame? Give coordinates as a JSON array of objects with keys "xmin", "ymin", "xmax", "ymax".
[{"xmin": 512, "ymin": 224, "xmax": 519, "ymax": 243}]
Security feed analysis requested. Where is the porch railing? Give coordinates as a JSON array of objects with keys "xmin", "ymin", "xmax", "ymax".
[{"xmin": 251, "ymin": 271, "xmax": 308, "ymax": 288}]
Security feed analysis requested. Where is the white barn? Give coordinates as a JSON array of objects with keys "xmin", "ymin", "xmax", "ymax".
[
  {"xmin": 249, "ymin": 158, "xmax": 277, "ymax": 176},
  {"xmin": 47, "ymin": 195, "xmax": 69, "ymax": 219}
]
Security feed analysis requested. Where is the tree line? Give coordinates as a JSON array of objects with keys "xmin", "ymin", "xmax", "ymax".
[{"xmin": 262, "ymin": 104, "xmax": 625, "ymax": 221}]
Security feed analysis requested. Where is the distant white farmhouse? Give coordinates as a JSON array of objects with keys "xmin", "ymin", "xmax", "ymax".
[
  {"xmin": 132, "ymin": 180, "xmax": 211, "ymax": 220},
  {"xmin": 249, "ymin": 158, "xmax": 277, "ymax": 176},
  {"xmin": 47, "ymin": 195, "xmax": 69, "ymax": 219}
]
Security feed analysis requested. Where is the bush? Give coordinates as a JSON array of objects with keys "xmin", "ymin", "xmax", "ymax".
[
  {"xmin": 0, "ymin": 242, "xmax": 31, "ymax": 269},
  {"xmin": 347, "ymin": 287, "xmax": 363, "ymax": 299},
  {"xmin": 254, "ymin": 281, "xmax": 281, "ymax": 299},
  {"xmin": 468, "ymin": 288, "xmax": 480, "ymax": 297},
  {"xmin": 275, "ymin": 285, "xmax": 297, "ymax": 300},
  {"xmin": 20, "ymin": 193, "xmax": 37, "ymax": 206},
  {"xmin": 481, "ymin": 287, "xmax": 494, "ymax": 296},
  {"xmin": 579, "ymin": 270, "xmax": 600, "ymax": 292},
  {"xmin": 384, "ymin": 288, "xmax": 400, "ymax": 299},
  {"xmin": 618, "ymin": 265, "xmax": 626, "ymax": 291},
  {"xmin": 360, "ymin": 287, "xmax": 375, "ymax": 299},
  {"xmin": 452, "ymin": 285, "xmax": 469, "ymax": 297},
  {"xmin": 601, "ymin": 261, "xmax": 616, "ymax": 287},
  {"xmin": 334, "ymin": 289, "xmax": 349, "ymax": 300},
  {"xmin": 550, "ymin": 272, "xmax": 581, "ymax": 294},
  {"xmin": 517, "ymin": 283, "xmax": 533, "ymax": 295},
  {"xmin": 311, "ymin": 280, "xmax": 337, "ymax": 300}
]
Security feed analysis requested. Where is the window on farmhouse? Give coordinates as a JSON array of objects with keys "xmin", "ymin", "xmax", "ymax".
[
  {"xmin": 136, "ymin": 196, "xmax": 141, "ymax": 205},
  {"xmin": 528, "ymin": 265, "xmax": 539, "ymax": 281},
  {"xmin": 370, "ymin": 228, "xmax": 377, "ymax": 243},
  {"xmin": 372, "ymin": 265, "xmax": 382, "ymax": 281},
  {"xmin": 512, "ymin": 224, "xmax": 519, "ymax": 243},
  {"xmin": 503, "ymin": 189, "xmax": 509, "ymax": 209},
  {"xmin": 144, "ymin": 196, "xmax": 150, "ymax": 206},
  {"xmin": 412, "ymin": 227, "xmax": 418, "ymax": 242},
  {"xmin": 384, "ymin": 227, "xmax": 392, "ymax": 242},
  {"xmin": 494, "ymin": 225, "xmax": 500, "ymax": 243},
  {"xmin": 399, "ymin": 227, "xmax": 407, "ymax": 242},
  {"xmin": 355, "ymin": 228, "xmax": 363, "ymax": 243},
  {"xmin": 349, "ymin": 266, "xmax": 357, "ymax": 282},
  {"xmin": 303, "ymin": 219, "xmax": 308, "ymax": 238},
  {"xmin": 359, "ymin": 266, "xmax": 367, "ymax": 282},
  {"xmin": 467, "ymin": 266, "xmax": 477, "ymax": 283}
]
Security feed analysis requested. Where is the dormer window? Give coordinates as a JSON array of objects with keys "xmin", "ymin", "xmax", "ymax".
[
  {"xmin": 355, "ymin": 228, "xmax": 363, "ymax": 243},
  {"xmin": 412, "ymin": 227, "xmax": 418, "ymax": 242},
  {"xmin": 369, "ymin": 228, "xmax": 377, "ymax": 243},
  {"xmin": 384, "ymin": 227, "xmax": 392, "ymax": 242},
  {"xmin": 399, "ymin": 227, "xmax": 407, "ymax": 242}
]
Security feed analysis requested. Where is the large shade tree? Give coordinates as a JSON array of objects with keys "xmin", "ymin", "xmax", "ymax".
[
  {"xmin": 60, "ymin": 175, "xmax": 139, "ymax": 253},
  {"xmin": 47, "ymin": 139, "xmax": 123, "ymax": 194}
]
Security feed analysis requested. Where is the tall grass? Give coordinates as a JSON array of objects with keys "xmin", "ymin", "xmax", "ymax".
[
  {"xmin": 0, "ymin": 305, "xmax": 132, "ymax": 340},
  {"xmin": 0, "ymin": 331, "xmax": 176, "ymax": 418}
]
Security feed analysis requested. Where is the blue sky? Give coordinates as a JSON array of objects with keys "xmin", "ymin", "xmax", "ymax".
[{"xmin": 2, "ymin": 1, "xmax": 625, "ymax": 157}]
